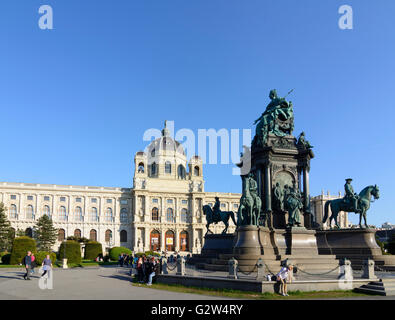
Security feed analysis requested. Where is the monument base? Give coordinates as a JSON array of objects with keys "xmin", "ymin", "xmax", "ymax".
[
  {"xmin": 316, "ymin": 228, "xmax": 395, "ymax": 270},
  {"xmin": 192, "ymin": 226, "xmax": 339, "ymax": 274}
]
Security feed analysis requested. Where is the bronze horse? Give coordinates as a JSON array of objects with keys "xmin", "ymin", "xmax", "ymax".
[
  {"xmin": 202, "ymin": 205, "xmax": 237, "ymax": 236},
  {"xmin": 323, "ymin": 185, "xmax": 379, "ymax": 229}
]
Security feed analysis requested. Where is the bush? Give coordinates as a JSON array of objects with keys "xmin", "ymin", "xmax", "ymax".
[
  {"xmin": 10, "ymin": 236, "xmax": 37, "ymax": 265},
  {"xmin": 1, "ymin": 253, "xmax": 11, "ymax": 264},
  {"xmin": 84, "ymin": 241, "xmax": 103, "ymax": 260},
  {"xmin": 58, "ymin": 240, "xmax": 82, "ymax": 264},
  {"xmin": 144, "ymin": 250, "xmax": 161, "ymax": 257},
  {"xmin": 109, "ymin": 246, "xmax": 132, "ymax": 261},
  {"xmin": 35, "ymin": 251, "xmax": 57, "ymax": 265}
]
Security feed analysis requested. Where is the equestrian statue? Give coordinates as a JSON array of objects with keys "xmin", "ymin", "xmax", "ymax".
[
  {"xmin": 202, "ymin": 197, "xmax": 237, "ymax": 236},
  {"xmin": 237, "ymin": 172, "xmax": 262, "ymax": 226},
  {"xmin": 323, "ymin": 179, "xmax": 380, "ymax": 229}
]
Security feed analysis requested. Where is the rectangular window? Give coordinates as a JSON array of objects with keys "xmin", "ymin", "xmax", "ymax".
[
  {"xmin": 152, "ymin": 198, "xmax": 158, "ymax": 204},
  {"xmin": 27, "ymin": 196, "xmax": 33, "ymax": 201},
  {"xmin": 106, "ymin": 199, "xmax": 112, "ymax": 204},
  {"xmin": 91, "ymin": 198, "xmax": 97, "ymax": 203},
  {"xmin": 44, "ymin": 196, "xmax": 50, "ymax": 201},
  {"xmin": 167, "ymin": 199, "xmax": 173, "ymax": 204},
  {"xmin": 182, "ymin": 200, "xmax": 188, "ymax": 205},
  {"xmin": 60, "ymin": 197, "xmax": 66, "ymax": 202},
  {"xmin": 233, "ymin": 203, "xmax": 238, "ymax": 208},
  {"xmin": 76, "ymin": 198, "xmax": 82, "ymax": 203},
  {"xmin": 10, "ymin": 195, "xmax": 16, "ymax": 200},
  {"xmin": 120, "ymin": 199, "xmax": 128, "ymax": 205},
  {"xmin": 221, "ymin": 203, "xmax": 226, "ymax": 208}
]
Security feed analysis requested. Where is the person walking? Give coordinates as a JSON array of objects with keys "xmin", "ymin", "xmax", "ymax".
[
  {"xmin": 22, "ymin": 251, "xmax": 32, "ymax": 280},
  {"xmin": 276, "ymin": 264, "xmax": 293, "ymax": 296},
  {"xmin": 41, "ymin": 254, "xmax": 53, "ymax": 277},
  {"xmin": 30, "ymin": 253, "xmax": 36, "ymax": 275}
]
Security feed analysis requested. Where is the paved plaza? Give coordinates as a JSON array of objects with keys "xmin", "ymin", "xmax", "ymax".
[
  {"xmin": 0, "ymin": 266, "xmax": 231, "ymax": 300},
  {"xmin": 0, "ymin": 266, "xmax": 394, "ymax": 300}
]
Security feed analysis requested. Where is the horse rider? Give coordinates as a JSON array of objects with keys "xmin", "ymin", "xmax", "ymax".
[
  {"xmin": 344, "ymin": 178, "xmax": 361, "ymax": 213},
  {"xmin": 212, "ymin": 197, "xmax": 221, "ymax": 222}
]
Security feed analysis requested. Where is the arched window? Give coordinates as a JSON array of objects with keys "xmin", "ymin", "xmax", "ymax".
[
  {"xmin": 25, "ymin": 228, "xmax": 33, "ymax": 238},
  {"xmin": 180, "ymin": 208, "xmax": 188, "ymax": 223},
  {"xmin": 180, "ymin": 231, "xmax": 189, "ymax": 251},
  {"xmin": 74, "ymin": 229, "xmax": 81, "ymax": 238},
  {"xmin": 120, "ymin": 208, "xmax": 128, "ymax": 223},
  {"xmin": 165, "ymin": 161, "xmax": 172, "ymax": 174},
  {"xmin": 151, "ymin": 207, "xmax": 159, "ymax": 222},
  {"xmin": 166, "ymin": 208, "xmax": 174, "ymax": 223},
  {"xmin": 89, "ymin": 229, "xmax": 97, "ymax": 241},
  {"xmin": 43, "ymin": 205, "xmax": 50, "ymax": 217},
  {"xmin": 177, "ymin": 165, "xmax": 186, "ymax": 179},
  {"xmin": 105, "ymin": 229, "xmax": 113, "ymax": 242},
  {"xmin": 26, "ymin": 205, "xmax": 34, "ymax": 220},
  {"xmin": 120, "ymin": 230, "xmax": 127, "ymax": 242},
  {"xmin": 165, "ymin": 230, "xmax": 175, "ymax": 251},
  {"xmin": 194, "ymin": 166, "xmax": 200, "ymax": 176},
  {"xmin": 9, "ymin": 204, "xmax": 17, "ymax": 219},
  {"xmin": 105, "ymin": 208, "xmax": 113, "ymax": 222},
  {"xmin": 150, "ymin": 230, "xmax": 160, "ymax": 251},
  {"xmin": 59, "ymin": 206, "xmax": 67, "ymax": 221},
  {"xmin": 74, "ymin": 206, "xmax": 83, "ymax": 221},
  {"xmin": 151, "ymin": 162, "xmax": 157, "ymax": 176},
  {"xmin": 58, "ymin": 229, "xmax": 65, "ymax": 241},
  {"xmin": 89, "ymin": 207, "xmax": 98, "ymax": 222},
  {"xmin": 138, "ymin": 162, "xmax": 145, "ymax": 173}
]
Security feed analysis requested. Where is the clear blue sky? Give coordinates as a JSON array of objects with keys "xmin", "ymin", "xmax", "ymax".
[{"xmin": 0, "ymin": 1, "xmax": 394, "ymax": 226}]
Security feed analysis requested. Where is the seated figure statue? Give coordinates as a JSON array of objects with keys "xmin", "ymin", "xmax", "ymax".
[{"xmin": 253, "ymin": 89, "xmax": 294, "ymax": 147}]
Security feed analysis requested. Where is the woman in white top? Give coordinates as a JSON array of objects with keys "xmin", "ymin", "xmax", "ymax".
[{"xmin": 276, "ymin": 265, "xmax": 293, "ymax": 296}]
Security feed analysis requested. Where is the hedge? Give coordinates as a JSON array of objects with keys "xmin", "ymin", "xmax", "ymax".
[
  {"xmin": 109, "ymin": 246, "xmax": 132, "ymax": 261},
  {"xmin": 84, "ymin": 241, "xmax": 103, "ymax": 260},
  {"xmin": 135, "ymin": 251, "xmax": 161, "ymax": 257},
  {"xmin": 58, "ymin": 240, "xmax": 82, "ymax": 264},
  {"xmin": 35, "ymin": 251, "xmax": 57, "ymax": 265},
  {"xmin": 1, "ymin": 253, "xmax": 11, "ymax": 264},
  {"xmin": 10, "ymin": 236, "xmax": 37, "ymax": 265}
]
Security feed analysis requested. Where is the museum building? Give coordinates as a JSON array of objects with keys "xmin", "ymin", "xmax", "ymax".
[{"xmin": 0, "ymin": 124, "xmax": 240, "ymax": 254}]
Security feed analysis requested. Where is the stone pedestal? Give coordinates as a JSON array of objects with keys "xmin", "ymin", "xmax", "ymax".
[
  {"xmin": 233, "ymin": 225, "xmax": 262, "ymax": 257},
  {"xmin": 316, "ymin": 228, "xmax": 395, "ymax": 270},
  {"xmin": 201, "ymin": 233, "xmax": 235, "ymax": 257}
]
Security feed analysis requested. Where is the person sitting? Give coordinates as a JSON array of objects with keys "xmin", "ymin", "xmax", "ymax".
[{"xmin": 147, "ymin": 257, "xmax": 159, "ymax": 286}]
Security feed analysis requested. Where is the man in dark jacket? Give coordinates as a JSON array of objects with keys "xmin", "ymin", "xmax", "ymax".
[{"xmin": 23, "ymin": 251, "xmax": 32, "ymax": 280}]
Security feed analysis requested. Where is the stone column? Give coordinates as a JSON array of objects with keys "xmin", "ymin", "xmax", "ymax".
[
  {"xmin": 160, "ymin": 229, "xmax": 165, "ymax": 252},
  {"xmin": 264, "ymin": 163, "xmax": 272, "ymax": 213},
  {"xmin": 256, "ymin": 168, "xmax": 262, "ymax": 199},
  {"xmin": 144, "ymin": 227, "xmax": 150, "ymax": 251},
  {"xmin": 303, "ymin": 167, "xmax": 310, "ymax": 213}
]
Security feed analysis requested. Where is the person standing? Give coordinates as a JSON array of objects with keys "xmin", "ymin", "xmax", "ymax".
[
  {"xmin": 22, "ymin": 251, "xmax": 32, "ymax": 280},
  {"xmin": 276, "ymin": 264, "xmax": 293, "ymax": 296},
  {"xmin": 136, "ymin": 257, "xmax": 144, "ymax": 283},
  {"xmin": 41, "ymin": 255, "xmax": 53, "ymax": 277}
]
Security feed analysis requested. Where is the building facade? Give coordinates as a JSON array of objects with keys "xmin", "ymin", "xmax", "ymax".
[
  {"xmin": 311, "ymin": 191, "xmax": 350, "ymax": 229},
  {"xmin": 0, "ymin": 123, "xmax": 240, "ymax": 254}
]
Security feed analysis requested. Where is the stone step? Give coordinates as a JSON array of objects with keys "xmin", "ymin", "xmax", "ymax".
[
  {"xmin": 355, "ymin": 280, "xmax": 395, "ymax": 296},
  {"xmin": 354, "ymin": 287, "xmax": 386, "ymax": 296}
]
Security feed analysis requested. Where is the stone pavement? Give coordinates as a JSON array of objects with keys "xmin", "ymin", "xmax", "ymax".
[{"xmin": 0, "ymin": 266, "xmax": 231, "ymax": 300}]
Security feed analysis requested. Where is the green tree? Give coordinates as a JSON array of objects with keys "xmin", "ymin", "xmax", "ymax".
[
  {"xmin": 0, "ymin": 203, "xmax": 12, "ymax": 252},
  {"xmin": 34, "ymin": 215, "xmax": 58, "ymax": 251}
]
